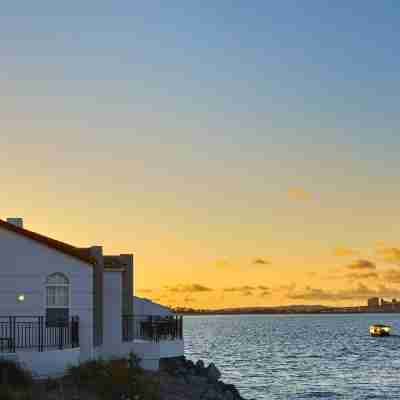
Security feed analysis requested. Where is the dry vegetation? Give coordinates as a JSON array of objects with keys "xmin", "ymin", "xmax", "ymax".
[{"xmin": 0, "ymin": 354, "xmax": 159, "ymax": 400}]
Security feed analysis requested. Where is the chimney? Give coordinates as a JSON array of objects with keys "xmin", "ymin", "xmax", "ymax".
[{"xmin": 6, "ymin": 218, "xmax": 24, "ymax": 229}]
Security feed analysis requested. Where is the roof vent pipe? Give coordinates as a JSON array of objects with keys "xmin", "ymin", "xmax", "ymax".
[{"xmin": 6, "ymin": 218, "xmax": 23, "ymax": 228}]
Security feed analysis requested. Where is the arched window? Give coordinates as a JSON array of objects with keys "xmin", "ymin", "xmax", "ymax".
[{"xmin": 46, "ymin": 273, "xmax": 70, "ymax": 326}]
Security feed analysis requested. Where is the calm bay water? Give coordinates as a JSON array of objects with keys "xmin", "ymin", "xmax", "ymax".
[{"xmin": 183, "ymin": 314, "xmax": 400, "ymax": 399}]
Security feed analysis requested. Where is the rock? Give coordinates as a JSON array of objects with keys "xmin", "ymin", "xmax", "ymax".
[
  {"xmin": 186, "ymin": 375, "xmax": 209, "ymax": 386},
  {"xmin": 217, "ymin": 381, "xmax": 228, "ymax": 391},
  {"xmin": 206, "ymin": 363, "xmax": 221, "ymax": 382},
  {"xmin": 159, "ymin": 357, "xmax": 247, "ymax": 400},
  {"xmin": 196, "ymin": 359, "xmax": 205, "ymax": 370},
  {"xmin": 175, "ymin": 375, "xmax": 187, "ymax": 385},
  {"xmin": 214, "ymin": 383, "xmax": 223, "ymax": 395},
  {"xmin": 223, "ymin": 384, "xmax": 240, "ymax": 397},
  {"xmin": 202, "ymin": 386, "xmax": 218, "ymax": 399},
  {"xmin": 177, "ymin": 366, "xmax": 187, "ymax": 376},
  {"xmin": 224, "ymin": 391, "xmax": 234, "ymax": 400}
]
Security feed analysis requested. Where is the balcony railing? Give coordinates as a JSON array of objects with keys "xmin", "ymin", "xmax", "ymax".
[
  {"xmin": 122, "ymin": 314, "xmax": 183, "ymax": 343},
  {"xmin": 0, "ymin": 316, "xmax": 79, "ymax": 352}
]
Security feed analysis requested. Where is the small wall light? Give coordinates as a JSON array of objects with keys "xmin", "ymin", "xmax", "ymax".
[{"xmin": 17, "ymin": 294, "xmax": 25, "ymax": 302}]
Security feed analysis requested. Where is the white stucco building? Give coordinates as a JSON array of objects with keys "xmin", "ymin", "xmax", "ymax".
[{"xmin": 0, "ymin": 217, "xmax": 183, "ymax": 377}]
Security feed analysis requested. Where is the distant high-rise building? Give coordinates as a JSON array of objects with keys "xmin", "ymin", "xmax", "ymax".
[
  {"xmin": 367, "ymin": 297, "xmax": 380, "ymax": 309},
  {"xmin": 381, "ymin": 298, "xmax": 394, "ymax": 311}
]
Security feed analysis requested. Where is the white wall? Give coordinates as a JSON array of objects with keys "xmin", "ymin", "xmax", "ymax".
[
  {"xmin": 0, "ymin": 349, "xmax": 81, "ymax": 378},
  {"xmin": 159, "ymin": 339, "xmax": 185, "ymax": 359},
  {"xmin": 102, "ymin": 270, "xmax": 122, "ymax": 356},
  {"xmin": 131, "ymin": 339, "xmax": 185, "ymax": 371},
  {"xmin": 0, "ymin": 226, "xmax": 94, "ymax": 360},
  {"xmin": 18, "ymin": 349, "xmax": 81, "ymax": 378}
]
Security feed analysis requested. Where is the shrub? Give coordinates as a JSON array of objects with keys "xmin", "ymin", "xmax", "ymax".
[
  {"xmin": 0, "ymin": 360, "xmax": 33, "ymax": 389},
  {"xmin": 67, "ymin": 354, "xmax": 160, "ymax": 400},
  {"xmin": 0, "ymin": 385, "xmax": 32, "ymax": 400},
  {"xmin": 131, "ymin": 373, "xmax": 160, "ymax": 400},
  {"xmin": 67, "ymin": 358, "xmax": 110, "ymax": 386}
]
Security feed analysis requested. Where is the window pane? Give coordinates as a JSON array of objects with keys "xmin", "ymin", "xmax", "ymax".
[
  {"xmin": 46, "ymin": 287, "xmax": 56, "ymax": 306},
  {"xmin": 59, "ymin": 287, "xmax": 69, "ymax": 307},
  {"xmin": 46, "ymin": 273, "xmax": 69, "ymax": 285},
  {"xmin": 46, "ymin": 286, "xmax": 69, "ymax": 307},
  {"xmin": 46, "ymin": 308, "xmax": 69, "ymax": 327}
]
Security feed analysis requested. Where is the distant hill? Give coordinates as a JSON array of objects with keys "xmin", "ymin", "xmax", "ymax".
[{"xmin": 174, "ymin": 304, "xmax": 333, "ymax": 315}]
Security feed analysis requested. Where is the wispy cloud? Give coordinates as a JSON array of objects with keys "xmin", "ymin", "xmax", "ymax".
[
  {"xmin": 183, "ymin": 296, "xmax": 196, "ymax": 304},
  {"xmin": 383, "ymin": 269, "xmax": 400, "ymax": 283},
  {"xmin": 287, "ymin": 283, "xmax": 400, "ymax": 302},
  {"xmin": 288, "ymin": 287, "xmax": 338, "ymax": 301},
  {"xmin": 346, "ymin": 271, "xmax": 379, "ymax": 280},
  {"xmin": 333, "ymin": 247, "xmax": 358, "ymax": 257},
  {"xmin": 223, "ymin": 285, "xmax": 256, "ymax": 292},
  {"xmin": 165, "ymin": 284, "xmax": 213, "ymax": 293},
  {"xmin": 136, "ymin": 288, "xmax": 153, "ymax": 293},
  {"xmin": 346, "ymin": 259, "xmax": 376, "ymax": 271},
  {"xmin": 280, "ymin": 283, "xmax": 297, "ymax": 293},
  {"xmin": 252, "ymin": 258, "xmax": 270, "ymax": 265},
  {"xmin": 377, "ymin": 247, "xmax": 400, "ymax": 265}
]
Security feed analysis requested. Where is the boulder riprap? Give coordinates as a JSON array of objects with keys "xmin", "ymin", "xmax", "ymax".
[
  {"xmin": 206, "ymin": 363, "xmax": 221, "ymax": 382},
  {"xmin": 159, "ymin": 357, "xmax": 248, "ymax": 400}
]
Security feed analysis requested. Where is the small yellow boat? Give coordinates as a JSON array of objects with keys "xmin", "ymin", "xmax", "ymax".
[{"xmin": 369, "ymin": 324, "xmax": 391, "ymax": 337}]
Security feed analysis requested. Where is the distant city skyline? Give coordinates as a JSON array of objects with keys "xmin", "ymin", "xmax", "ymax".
[{"xmin": 2, "ymin": 3, "xmax": 400, "ymax": 308}]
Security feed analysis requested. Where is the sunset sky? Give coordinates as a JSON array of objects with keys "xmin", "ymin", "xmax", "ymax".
[{"xmin": 2, "ymin": 2, "xmax": 400, "ymax": 309}]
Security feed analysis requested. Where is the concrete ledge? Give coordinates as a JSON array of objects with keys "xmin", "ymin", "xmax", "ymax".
[
  {"xmin": 1, "ymin": 348, "xmax": 81, "ymax": 378},
  {"xmin": 94, "ymin": 339, "xmax": 184, "ymax": 371}
]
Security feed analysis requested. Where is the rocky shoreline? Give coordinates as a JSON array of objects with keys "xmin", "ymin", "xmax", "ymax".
[
  {"xmin": 0, "ymin": 356, "xmax": 249, "ymax": 400},
  {"xmin": 159, "ymin": 357, "xmax": 248, "ymax": 400}
]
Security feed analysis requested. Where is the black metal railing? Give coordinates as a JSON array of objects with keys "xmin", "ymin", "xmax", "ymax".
[
  {"xmin": 0, "ymin": 316, "xmax": 79, "ymax": 352},
  {"xmin": 122, "ymin": 314, "xmax": 183, "ymax": 343}
]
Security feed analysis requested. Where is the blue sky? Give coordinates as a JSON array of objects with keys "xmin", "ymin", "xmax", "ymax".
[{"xmin": 2, "ymin": 2, "xmax": 400, "ymax": 306}]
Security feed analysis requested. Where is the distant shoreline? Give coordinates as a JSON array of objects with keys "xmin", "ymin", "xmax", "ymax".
[{"xmin": 178, "ymin": 310, "xmax": 400, "ymax": 316}]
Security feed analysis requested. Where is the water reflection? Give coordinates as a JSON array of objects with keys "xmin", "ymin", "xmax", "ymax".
[{"xmin": 184, "ymin": 314, "xmax": 400, "ymax": 400}]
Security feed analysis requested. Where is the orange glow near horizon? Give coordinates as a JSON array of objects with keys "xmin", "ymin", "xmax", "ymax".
[{"xmin": 3, "ymin": 192, "xmax": 400, "ymax": 310}]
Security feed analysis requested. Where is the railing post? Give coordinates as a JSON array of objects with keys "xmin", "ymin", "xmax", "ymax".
[
  {"xmin": 8, "ymin": 316, "xmax": 12, "ymax": 352},
  {"xmin": 70, "ymin": 316, "xmax": 79, "ymax": 348},
  {"xmin": 9, "ymin": 316, "xmax": 14, "ymax": 352},
  {"xmin": 149, "ymin": 316, "xmax": 154, "ymax": 341},
  {"xmin": 71, "ymin": 317, "xmax": 76, "ymax": 348},
  {"xmin": 12, "ymin": 316, "xmax": 16, "ymax": 352},
  {"xmin": 76, "ymin": 317, "xmax": 80, "ymax": 347},
  {"xmin": 58, "ymin": 321, "xmax": 64, "ymax": 350},
  {"xmin": 38, "ymin": 316, "xmax": 44, "ymax": 352},
  {"xmin": 37, "ymin": 316, "xmax": 40, "ymax": 352}
]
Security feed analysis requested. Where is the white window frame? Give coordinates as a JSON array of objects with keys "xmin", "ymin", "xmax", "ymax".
[{"xmin": 45, "ymin": 273, "xmax": 70, "ymax": 309}]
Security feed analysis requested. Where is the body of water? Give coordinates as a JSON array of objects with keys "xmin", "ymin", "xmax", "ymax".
[{"xmin": 184, "ymin": 314, "xmax": 400, "ymax": 399}]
